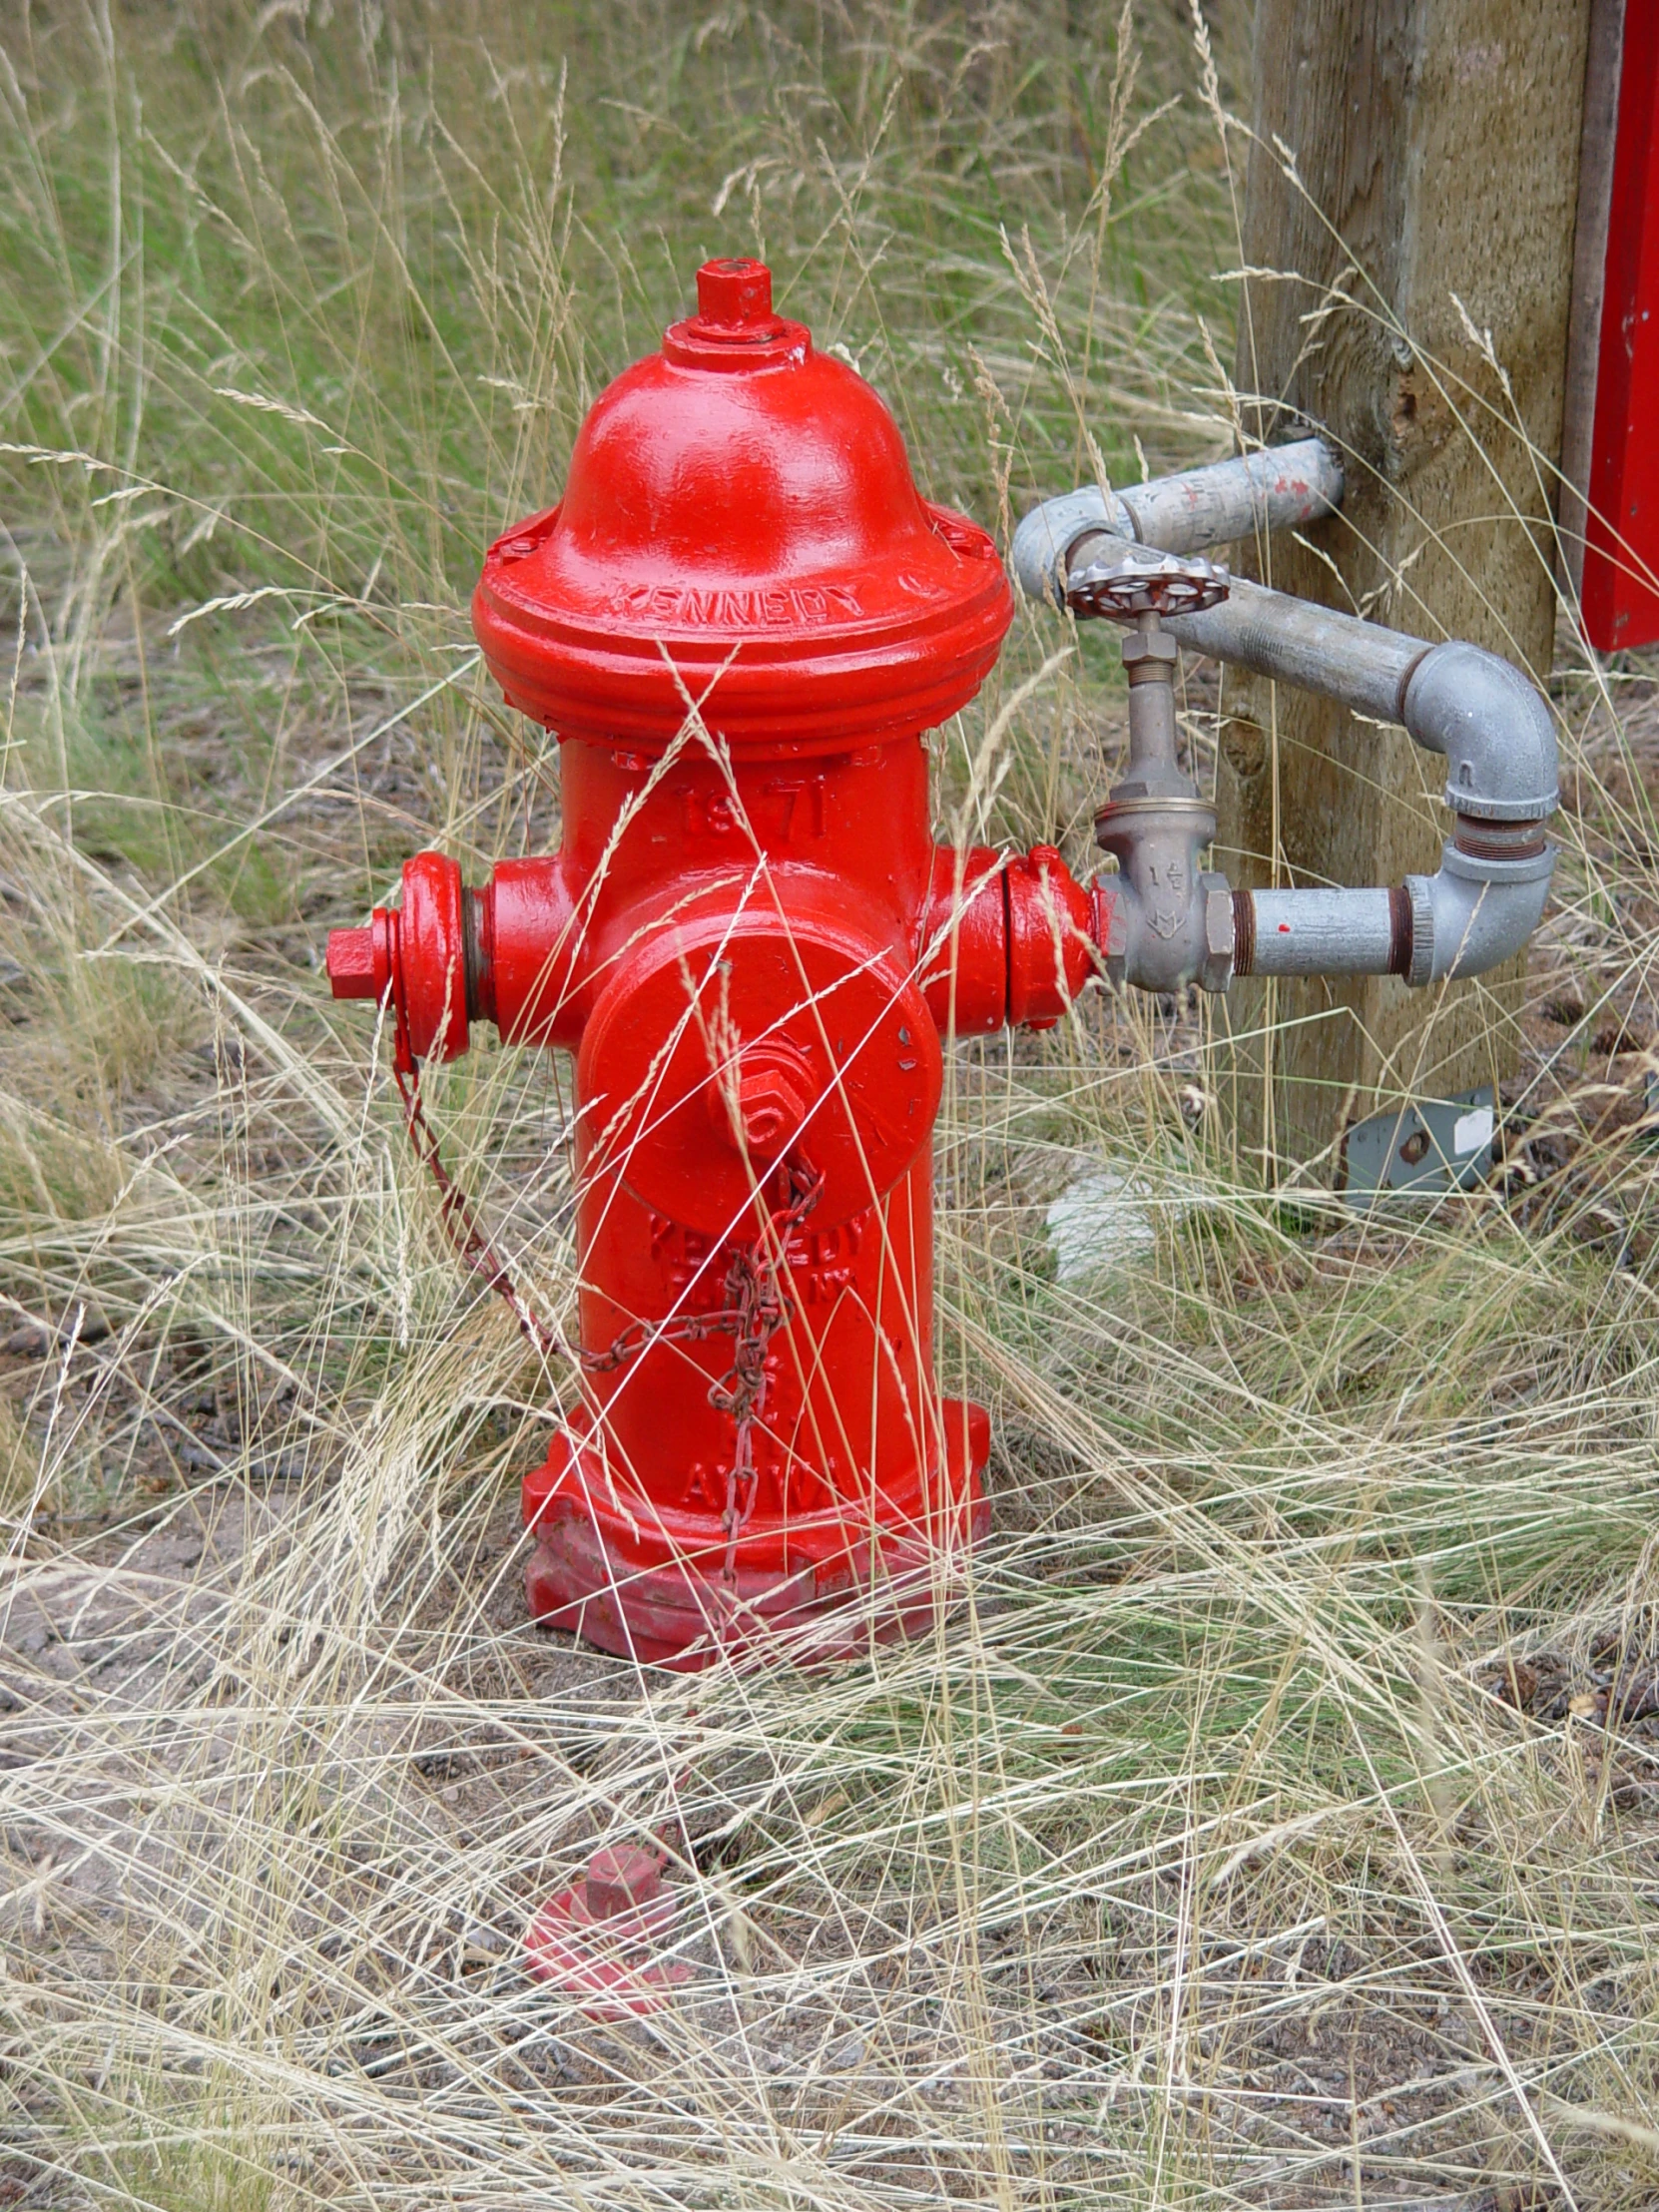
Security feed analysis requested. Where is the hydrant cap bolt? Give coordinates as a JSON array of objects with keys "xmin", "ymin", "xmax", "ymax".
[
  {"xmin": 471, "ymin": 257, "xmax": 1012, "ymax": 751},
  {"xmin": 326, "ymin": 926, "xmax": 376, "ymax": 999},
  {"xmin": 585, "ymin": 1846, "xmax": 663, "ymax": 1920}
]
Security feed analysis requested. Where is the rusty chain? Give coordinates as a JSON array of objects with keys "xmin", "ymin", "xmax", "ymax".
[
  {"xmin": 708, "ymin": 1158, "xmax": 822, "ymax": 1574},
  {"xmin": 391, "ymin": 1013, "xmax": 567, "ymax": 1363},
  {"xmin": 389, "ymin": 1006, "xmax": 820, "ymax": 1565}
]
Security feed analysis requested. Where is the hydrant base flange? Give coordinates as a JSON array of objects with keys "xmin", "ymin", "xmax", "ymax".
[{"xmin": 523, "ymin": 1399, "xmax": 991, "ymax": 1669}]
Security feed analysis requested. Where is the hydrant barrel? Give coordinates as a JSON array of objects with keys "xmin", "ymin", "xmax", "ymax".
[{"xmin": 329, "ymin": 259, "xmax": 1104, "ymax": 1669}]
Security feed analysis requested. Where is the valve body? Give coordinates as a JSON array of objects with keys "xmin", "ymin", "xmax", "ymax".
[{"xmin": 329, "ymin": 261, "xmax": 1100, "ymax": 1667}]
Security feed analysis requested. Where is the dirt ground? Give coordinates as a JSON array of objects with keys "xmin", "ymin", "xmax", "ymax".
[{"xmin": 5, "ymin": 622, "xmax": 1659, "ymax": 2210}]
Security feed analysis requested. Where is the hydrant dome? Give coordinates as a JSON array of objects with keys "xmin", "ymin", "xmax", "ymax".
[{"xmin": 471, "ymin": 259, "xmax": 1013, "ymax": 752}]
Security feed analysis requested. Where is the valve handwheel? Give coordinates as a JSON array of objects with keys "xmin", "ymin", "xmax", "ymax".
[{"xmin": 1066, "ymin": 547, "xmax": 1231, "ymax": 623}]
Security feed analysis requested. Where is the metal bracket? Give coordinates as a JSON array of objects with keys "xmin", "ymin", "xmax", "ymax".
[{"xmin": 1340, "ymin": 1086, "xmax": 1496, "ymax": 1204}]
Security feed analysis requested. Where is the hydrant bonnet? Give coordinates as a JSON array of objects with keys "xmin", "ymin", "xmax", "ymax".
[{"xmin": 470, "ymin": 259, "xmax": 1013, "ymax": 752}]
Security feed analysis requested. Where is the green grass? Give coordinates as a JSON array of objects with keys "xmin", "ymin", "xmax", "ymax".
[{"xmin": 2, "ymin": 4, "xmax": 1658, "ymax": 2211}]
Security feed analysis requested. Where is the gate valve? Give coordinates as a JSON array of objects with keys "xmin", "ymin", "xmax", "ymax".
[
  {"xmin": 327, "ymin": 256, "xmax": 1122, "ymax": 1671},
  {"xmin": 1071, "ymin": 550, "xmax": 1237, "ymax": 995}
]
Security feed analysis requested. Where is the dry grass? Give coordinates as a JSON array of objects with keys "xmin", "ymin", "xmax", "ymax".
[{"xmin": 2, "ymin": 4, "xmax": 1658, "ymax": 2210}]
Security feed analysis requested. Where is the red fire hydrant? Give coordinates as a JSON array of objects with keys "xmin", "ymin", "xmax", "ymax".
[{"xmin": 327, "ymin": 260, "xmax": 1102, "ymax": 1666}]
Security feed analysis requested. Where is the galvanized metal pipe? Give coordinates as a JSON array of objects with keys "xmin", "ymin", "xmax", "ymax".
[
  {"xmin": 1009, "ymin": 449, "xmax": 1560, "ymax": 995},
  {"xmin": 1009, "ymin": 436, "xmax": 1344, "ymax": 608},
  {"xmin": 1165, "ymin": 573, "xmax": 1424, "ymax": 725},
  {"xmin": 1241, "ymin": 887, "xmax": 1403, "ymax": 978}
]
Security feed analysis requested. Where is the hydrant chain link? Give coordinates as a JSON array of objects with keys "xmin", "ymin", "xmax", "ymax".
[{"xmin": 391, "ymin": 1015, "xmax": 571, "ymax": 1367}]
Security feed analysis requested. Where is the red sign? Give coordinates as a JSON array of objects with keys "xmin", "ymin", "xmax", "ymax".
[{"xmin": 1583, "ymin": 7, "xmax": 1659, "ymax": 650}]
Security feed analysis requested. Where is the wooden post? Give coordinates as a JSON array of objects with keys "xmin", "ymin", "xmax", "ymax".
[{"xmin": 1216, "ymin": 0, "xmax": 1591, "ymax": 1178}]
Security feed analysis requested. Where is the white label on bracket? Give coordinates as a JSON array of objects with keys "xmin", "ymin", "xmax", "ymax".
[{"xmin": 1451, "ymin": 1105, "xmax": 1494, "ymax": 1156}]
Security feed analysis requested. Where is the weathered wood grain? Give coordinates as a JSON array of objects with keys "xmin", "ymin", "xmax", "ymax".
[{"xmin": 1216, "ymin": 0, "xmax": 1591, "ymax": 1176}]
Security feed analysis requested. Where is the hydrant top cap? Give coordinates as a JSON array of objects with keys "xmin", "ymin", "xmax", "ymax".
[
  {"xmin": 681, "ymin": 257, "xmax": 783, "ymax": 344},
  {"xmin": 470, "ymin": 259, "xmax": 1014, "ymax": 753},
  {"xmin": 698, "ymin": 258, "xmax": 770, "ymax": 322}
]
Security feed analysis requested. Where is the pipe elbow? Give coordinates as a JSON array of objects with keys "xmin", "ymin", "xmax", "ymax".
[
  {"xmin": 1010, "ymin": 439, "xmax": 1344, "ymax": 608},
  {"xmin": 1009, "ymin": 485, "xmax": 1125, "ymax": 608},
  {"xmin": 1406, "ymin": 843, "xmax": 1555, "ymax": 985},
  {"xmin": 1402, "ymin": 641, "xmax": 1559, "ymax": 823}
]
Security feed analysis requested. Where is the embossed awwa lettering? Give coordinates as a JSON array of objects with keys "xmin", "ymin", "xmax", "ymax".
[{"xmin": 607, "ymin": 582, "xmax": 863, "ymax": 625}]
